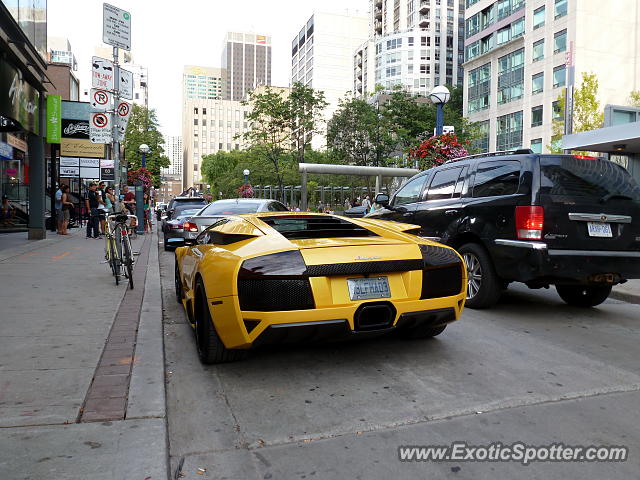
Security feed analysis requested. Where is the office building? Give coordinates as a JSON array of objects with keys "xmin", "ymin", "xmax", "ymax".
[
  {"xmin": 222, "ymin": 32, "xmax": 272, "ymax": 101},
  {"xmin": 183, "ymin": 65, "xmax": 226, "ymax": 100},
  {"xmin": 462, "ymin": 0, "xmax": 640, "ymax": 153},
  {"xmin": 291, "ymin": 12, "xmax": 369, "ymax": 149},
  {"xmin": 47, "ymin": 37, "xmax": 80, "ymax": 101},
  {"xmin": 161, "ymin": 136, "xmax": 183, "ymax": 200},
  {"xmin": 355, "ymin": 0, "xmax": 466, "ymax": 98}
]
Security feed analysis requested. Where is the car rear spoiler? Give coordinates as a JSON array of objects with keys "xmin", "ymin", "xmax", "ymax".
[{"xmin": 352, "ymin": 218, "xmax": 422, "ymax": 235}]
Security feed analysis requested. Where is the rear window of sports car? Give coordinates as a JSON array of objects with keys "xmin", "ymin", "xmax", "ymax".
[{"xmin": 260, "ymin": 216, "xmax": 378, "ymax": 239}]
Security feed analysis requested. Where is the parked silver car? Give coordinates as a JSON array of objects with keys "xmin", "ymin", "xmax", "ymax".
[{"xmin": 164, "ymin": 198, "xmax": 288, "ymax": 249}]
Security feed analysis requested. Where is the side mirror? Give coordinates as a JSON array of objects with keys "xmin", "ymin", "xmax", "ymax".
[{"xmin": 375, "ymin": 193, "xmax": 390, "ymax": 207}]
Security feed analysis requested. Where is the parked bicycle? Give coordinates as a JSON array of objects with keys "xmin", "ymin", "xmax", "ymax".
[{"xmin": 104, "ymin": 212, "xmax": 137, "ymax": 289}]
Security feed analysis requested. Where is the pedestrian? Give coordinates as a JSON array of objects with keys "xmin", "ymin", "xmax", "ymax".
[
  {"xmin": 59, "ymin": 185, "xmax": 73, "ymax": 235},
  {"xmin": 122, "ymin": 185, "xmax": 136, "ymax": 215},
  {"xmin": 104, "ymin": 186, "xmax": 115, "ymax": 214},
  {"xmin": 97, "ymin": 182, "xmax": 107, "ymax": 235},
  {"xmin": 361, "ymin": 195, "xmax": 371, "ymax": 210},
  {"xmin": 143, "ymin": 189, "xmax": 152, "ymax": 233},
  {"xmin": 344, "ymin": 197, "xmax": 352, "ymax": 211},
  {"xmin": 1, "ymin": 194, "xmax": 16, "ymax": 226},
  {"xmin": 55, "ymin": 184, "xmax": 64, "ymax": 234},
  {"xmin": 84, "ymin": 182, "xmax": 101, "ymax": 239}
]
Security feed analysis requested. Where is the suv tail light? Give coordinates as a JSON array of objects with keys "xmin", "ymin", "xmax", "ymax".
[
  {"xmin": 182, "ymin": 221, "xmax": 198, "ymax": 232},
  {"xmin": 574, "ymin": 154, "xmax": 599, "ymax": 160},
  {"xmin": 515, "ymin": 206, "xmax": 544, "ymax": 240}
]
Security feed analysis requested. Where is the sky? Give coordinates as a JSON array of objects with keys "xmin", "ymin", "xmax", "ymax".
[{"xmin": 48, "ymin": 0, "xmax": 370, "ymax": 137}]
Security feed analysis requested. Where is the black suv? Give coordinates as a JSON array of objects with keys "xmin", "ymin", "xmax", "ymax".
[
  {"xmin": 370, "ymin": 151, "xmax": 640, "ymax": 309},
  {"xmin": 165, "ymin": 196, "xmax": 208, "ymax": 221}
]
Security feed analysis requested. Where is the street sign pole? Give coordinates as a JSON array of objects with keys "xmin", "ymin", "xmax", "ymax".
[{"xmin": 112, "ymin": 47, "xmax": 121, "ymax": 200}]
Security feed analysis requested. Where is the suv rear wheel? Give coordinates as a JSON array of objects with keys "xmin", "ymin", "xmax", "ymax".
[
  {"xmin": 459, "ymin": 243, "xmax": 502, "ymax": 309},
  {"xmin": 555, "ymin": 284, "xmax": 612, "ymax": 307}
]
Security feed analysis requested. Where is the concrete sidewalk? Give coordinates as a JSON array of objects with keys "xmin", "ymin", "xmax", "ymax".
[
  {"xmin": 0, "ymin": 228, "xmax": 168, "ymax": 479},
  {"xmin": 611, "ymin": 279, "xmax": 640, "ymax": 304}
]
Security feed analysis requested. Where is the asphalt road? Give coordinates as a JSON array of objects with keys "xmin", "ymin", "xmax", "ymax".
[{"xmin": 159, "ymin": 244, "xmax": 640, "ymax": 480}]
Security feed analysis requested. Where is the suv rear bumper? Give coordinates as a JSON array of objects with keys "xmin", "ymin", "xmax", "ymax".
[{"xmin": 490, "ymin": 239, "xmax": 640, "ymax": 284}]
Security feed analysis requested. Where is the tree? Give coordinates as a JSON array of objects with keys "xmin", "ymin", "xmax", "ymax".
[
  {"xmin": 327, "ymin": 94, "xmax": 395, "ymax": 167},
  {"xmin": 629, "ymin": 90, "xmax": 640, "ymax": 107},
  {"xmin": 549, "ymin": 73, "xmax": 604, "ymax": 153},
  {"xmin": 288, "ymin": 82, "xmax": 328, "ymax": 163},
  {"xmin": 240, "ymin": 84, "xmax": 327, "ymax": 200},
  {"xmin": 123, "ymin": 105, "xmax": 170, "ymax": 187}
]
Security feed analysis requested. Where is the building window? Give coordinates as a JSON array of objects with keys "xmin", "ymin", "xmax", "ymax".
[
  {"xmin": 472, "ymin": 120, "xmax": 490, "ymax": 153},
  {"xmin": 533, "ymin": 6, "xmax": 545, "ymax": 29},
  {"xmin": 531, "ymin": 105, "xmax": 543, "ymax": 127},
  {"xmin": 468, "ymin": 63, "xmax": 491, "ymax": 113},
  {"xmin": 511, "ymin": 17, "xmax": 525, "ymax": 38},
  {"xmin": 532, "ymin": 39, "xmax": 544, "ymax": 62},
  {"xmin": 553, "ymin": 65, "xmax": 566, "ymax": 88},
  {"xmin": 193, "ymin": 119, "xmax": 198, "ymax": 126},
  {"xmin": 532, "ymin": 73, "xmax": 544, "ymax": 94},
  {"xmin": 554, "ymin": 29, "xmax": 567, "ymax": 53},
  {"xmin": 552, "ymin": 100, "xmax": 564, "ymax": 120},
  {"xmin": 194, "ymin": 107, "xmax": 198, "ymax": 114},
  {"xmin": 202, "ymin": 108, "xmax": 207, "ymax": 115},
  {"xmin": 497, "ymin": 48, "xmax": 524, "ymax": 105},
  {"xmin": 555, "ymin": 0, "xmax": 567, "ymax": 19},
  {"xmin": 496, "ymin": 111, "xmax": 523, "ymax": 150},
  {"xmin": 531, "ymin": 138, "xmax": 542, "ymax": 153}
]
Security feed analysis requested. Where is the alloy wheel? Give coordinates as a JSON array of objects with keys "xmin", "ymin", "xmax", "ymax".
[{"xmin": 463, "ymin": 252, "xmax": 482, "ymax": 300}]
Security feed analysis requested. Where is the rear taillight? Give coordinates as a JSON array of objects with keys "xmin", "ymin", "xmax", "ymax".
[
  {"xmin": 182, "ymin": 221, "xmax": 198, "ymax": 232},
  {"xmin": 573, "ymin": 154, "xmax": 599, "ymax": 160},
  {"xmin": 515, "ymin": 206, "xmax": 544, "ymax": 240}
]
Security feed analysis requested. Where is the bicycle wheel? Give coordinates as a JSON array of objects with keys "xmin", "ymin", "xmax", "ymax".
[
  {"xmin": 109, "ymin": 236, "xmax": 121, "ymax": 284},
  {"xmin": 121, "ymin": 228, "xmax": 134, "ymax": 289}
]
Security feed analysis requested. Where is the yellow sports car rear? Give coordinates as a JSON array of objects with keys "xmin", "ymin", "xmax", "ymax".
[{"xmin": 174, "ymin": 212, "xmax": 467, "ymax": 363}]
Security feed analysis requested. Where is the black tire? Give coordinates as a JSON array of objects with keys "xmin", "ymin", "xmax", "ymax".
[
  {"xmin": 122, "ymin": 233, "xmax": 134, "ymax": 290},
  {"xmin": 174, "ymin": 260, "xmax": 183, "ymax": 304},
  {"xmin": 194, "ymin": 282, "xmax": 248, "ymax": 364},
  {"xmin": 399, "ymin": 324, "xmax": 447, "ymax": 339},
  {"xmin": 458, "ymin": 242, "xmax": 502, "ymax": 309},
  {"xmin": 556, "ymin": 284, "xmax": 612, "ymax": 307}
]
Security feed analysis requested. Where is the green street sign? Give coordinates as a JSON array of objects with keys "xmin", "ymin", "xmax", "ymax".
[{"xmin": 46, "ymin": 95, "xmax": 62, "ymax": 144}]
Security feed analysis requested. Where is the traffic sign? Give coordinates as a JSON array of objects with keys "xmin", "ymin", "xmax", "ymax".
[
  {"xmin": 92, "ymin": 56, "xmax": 114, "ymax": 89},
  {"xmin": 90, "ymin": 112, "xmax": 112, "ymax": 144},
  {"xmin": 90, "ymin": 88, "xmax": 113, "ymax": 111},
  {"xmin": 117, "ymin": 101, "xmax": 131, "ymax": 119},
  {"xmin": 103, "ymin": 3, "xmax": 131, "ymax": 51},
  {"xmin": 115, "ymin": 100, "xmax": 132, "ymax": 141},
  {"xmin": 119, "ymin": 68, "xmax": 133, "ymax": 100}
]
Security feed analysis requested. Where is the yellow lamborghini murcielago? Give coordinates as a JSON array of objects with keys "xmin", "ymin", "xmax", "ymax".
[{"xmin": 174, "ymin": 212, "xmax": 467, "ymax": 363}]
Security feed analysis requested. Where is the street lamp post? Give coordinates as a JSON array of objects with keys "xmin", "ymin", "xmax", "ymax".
[
  {"xmin": 243, "ymin": 169, "xmax": 250, "ymax": 185},
  {"xmin": 139, "ymin": 143, "xmax": 150, "ymax": 169},
  {"xmin": 428, "ymin": 86, "xmax": 451, "ymax": 136}
]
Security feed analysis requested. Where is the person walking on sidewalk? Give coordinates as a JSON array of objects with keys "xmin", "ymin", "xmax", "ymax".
[
  {"xmin": 59, "ymin": 185, "xmax": 73, "ymax": 235},
  {"xmin": 85, "ymin": 183, "xmax": 101, "ymax": 239},
  {"xmin": 55, "ymin": 184, "xmax": 64, "ymax": 234}
]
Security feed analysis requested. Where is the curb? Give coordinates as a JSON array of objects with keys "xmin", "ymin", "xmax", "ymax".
[{"xmin": 610, "ymin": 289, "xmax": 640, "ymax": 305}]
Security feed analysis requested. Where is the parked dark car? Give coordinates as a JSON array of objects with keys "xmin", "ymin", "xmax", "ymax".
[
  {"xmin": 164, "ymin": 198, "xmax": 288, "ymax": 249},
  {"xmin": 369, "ymin": 150, "xmax": 640, "ymax": 309},
  {"xmin": 165, "ymin": 196, "xmax": 208, "ymax": 221},
  {"xmin": 162, "ymin": 207, "xmax": 205, "ymax": 251},
  {"xmin": 342, "ymin": 205, "xmax": 369, "ymax": 218}
]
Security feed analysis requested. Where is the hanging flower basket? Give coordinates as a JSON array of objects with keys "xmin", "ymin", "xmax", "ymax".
[
  {"xmin": 408, "ymin": 133, "xmax": 470, "ymax": 170},
  {"xmin": 237, "ymin": 183, "xmax": 254, "ymax": 198},
  {"xmin": 127, "ymin": 167, "xmax": 153, "ymax": 189}
]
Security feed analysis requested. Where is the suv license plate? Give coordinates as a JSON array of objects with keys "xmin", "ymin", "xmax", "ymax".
[
  {"xmin": 587, "ymin": 222, "xmax": 613, "ymax": 237},
  {"xmin": 347, "ymin": 277, "xmax": 391, "ymax": 301}
]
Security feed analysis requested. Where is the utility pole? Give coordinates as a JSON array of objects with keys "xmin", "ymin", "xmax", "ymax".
[{"xmin": 112, "ymin": 46, "xmax": 121, "ymax": 199}]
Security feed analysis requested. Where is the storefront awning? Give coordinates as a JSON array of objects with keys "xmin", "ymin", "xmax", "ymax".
[{"xmin": 562, "ymin": 122, "xmax": 640, "ymax": 154}]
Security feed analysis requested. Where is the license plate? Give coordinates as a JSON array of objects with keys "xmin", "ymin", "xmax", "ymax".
[
  {"xmin": 587, "ymin": 222, "xmax": 612, "ymax": 237},
  {"xmin": 347, "ymin": 277, "xmax": 390, "ymax": 301}
]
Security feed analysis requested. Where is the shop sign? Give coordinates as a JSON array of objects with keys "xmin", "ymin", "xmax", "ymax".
[
  {"xmin": 6, "ymin": 133, "xmax": 27, "ymax": 152},
  {"xmin": 46, "ymin": 95, "xmax": 62, "ymax": 144},
  {"xmin": 0, "ymin": 60, "xmax": 40, "ymax": 135}
]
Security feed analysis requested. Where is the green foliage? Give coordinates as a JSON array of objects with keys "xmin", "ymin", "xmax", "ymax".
[
  {"xmin": 240, "ymin": 83, "xmax": 327, "ymax": 200},
  {"xmin": 629, "ymin": 90, "xmax": 640, "ymax": 107},
  {"xmin": 549, "ymin": 73, "xmax": 604, "ymax": 153},
  {"xmin": 123, "ymin": 104, "xmax": 170, "ymax": 187},
  {"xmin": 327, "ymin": 85, "xmax": 479, "ymax": 165}
]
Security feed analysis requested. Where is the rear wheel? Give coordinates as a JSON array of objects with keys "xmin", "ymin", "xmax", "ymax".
[
  {"xmin": 458, "ymin": 243, "xmax": 502, "ymax": 309},
  {"xmin": 556, "ymin": 284, "xmax": 612, "ymax": 307},
  {"xmin": 121, "ymin": 230, "xmax": 134, "ymax": 289},
  {"xmin": 194, "ymin": 282, "xmax": 247, "ymax": 364},
  {"xmin": 399, "ymin": 324, "xmax": 446, "ymax": 339}
]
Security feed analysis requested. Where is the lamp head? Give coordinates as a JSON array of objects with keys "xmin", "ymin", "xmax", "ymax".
[
  {"xmin": 139, "ymin": 143, "xmax": 150, "ymax": 154},
  {"xmin": 428, "ymin": 85, "xmax": 451, "ymax": 105},
  {"xmin": 243, "ymin": 169, "xmax": 250, "ymax": 176}
]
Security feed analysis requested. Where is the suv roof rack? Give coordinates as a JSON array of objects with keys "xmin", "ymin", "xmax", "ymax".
[{"xmin": 444, "ymin": 149, "xmax": 534, "ymax": 164}]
